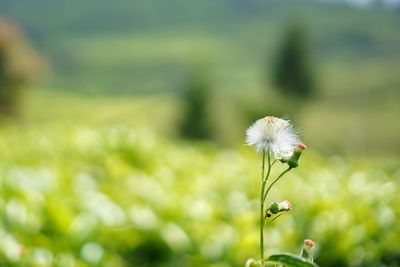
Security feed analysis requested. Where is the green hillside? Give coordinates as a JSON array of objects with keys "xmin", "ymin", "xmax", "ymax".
[{"xmin": 1, "ymin": 0, "xmax": 400, "ymax": 94}]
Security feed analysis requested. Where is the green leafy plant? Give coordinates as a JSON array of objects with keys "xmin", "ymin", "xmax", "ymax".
[{"xmin": 245, "ymin": 116, "xmax": 318, "ymax": 267}]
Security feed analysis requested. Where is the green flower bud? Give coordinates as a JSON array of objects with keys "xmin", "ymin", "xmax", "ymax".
[
  {"xmin": 266, "ymin": 202, "xmax": 279, "ymax": 218},
  {"xmin": 286, "ymin": 143, "xmax": 306, "ymax": 169},
  {"xmin": 265, "ymin": 200, "xmax": 292, "ymax": 218}
]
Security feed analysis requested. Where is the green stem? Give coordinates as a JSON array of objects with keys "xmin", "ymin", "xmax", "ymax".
[
  {"xmin": 259, "ymin": 155, "xmax": 292, "ymax": 265},
  {"xmin": 261, "ymin": 151, "xmax": 266, "ymax": 182},
  {"xmin": 260, "ymin": 151, "xmax": 271, "ymax": 264},
  {"xmin": 260, "ymin": 151, "xmax": 266, "ymax": 263},
  {"xmin": 264, "ymin": 153, "xmax": 272, "ymax": 182},
  {"xmin": 262, "ymin": 167, "xmax": 291, "ymax": 203}
]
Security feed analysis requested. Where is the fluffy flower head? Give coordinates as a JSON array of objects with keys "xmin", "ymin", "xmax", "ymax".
[{"xmin": 246, "ymin": 116, "xmax": 300, "ymax": 159}]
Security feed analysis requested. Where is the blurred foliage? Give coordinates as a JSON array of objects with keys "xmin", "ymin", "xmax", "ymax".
[
  {"xmin": 0, "ymin": 17, "xmax": 45, "ymax": 116},
  {"xmin": 272, "ymin": 22, "xmax": 315, "ymax": 99},
  {"xmin": 17, "ymin": 89, "xmax": 400, "ymax": 156},
  {"xmin": 0, "ymin": 124, "xmax": 398, "ymax": 267}
]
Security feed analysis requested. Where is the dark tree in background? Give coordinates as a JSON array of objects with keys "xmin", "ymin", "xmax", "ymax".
[
  {"xmin": 0, "ymin": 18, "xmax": 44, "ymax": 116},
  {"xmin": 179, "ymin": 69, "xmax": 213, "ymax": 140},
  {"xmin": 272, "ymin": 23, "xmax": 315, "ymax": 99}
]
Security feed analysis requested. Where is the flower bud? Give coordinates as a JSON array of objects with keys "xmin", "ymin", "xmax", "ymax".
[
  {"xmin": 303, "ymin": 239, "xmax": 315, "ymax": 254},
  {"xmin": 300, "ymin": 239, "xmax": 315, "ymax": 262},
  {"xmin": 265, "ymin": 200, "xmax": 292, "ymax": 218},
  {"xmin": 265, "ymin": 202, "xmax": 279, "ymax": 218},
  {"xmin": 286, "ymin": 143, "xmax": 306, "ymax": 169}
]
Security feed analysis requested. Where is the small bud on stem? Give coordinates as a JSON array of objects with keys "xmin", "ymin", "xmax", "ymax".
[
  {"xmin": 283, "ymin": 143, "xmax": 306, "ymax": 169},
  {"xmin": 300, "ymin": 239, "xmax": 316, "ymax": 263},
  {"xmin": 265, "ymin": 200, "xmax": 292, "ymax": 218}
]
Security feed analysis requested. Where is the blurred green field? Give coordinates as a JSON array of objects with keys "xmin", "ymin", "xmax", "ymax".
[
  {"xmin": 19, "ymin": 87, "xmax": 400, "ymax": 156},
  {"xmin": 0, "ymin": 121, "xmax": 399, "ymax": 267}
]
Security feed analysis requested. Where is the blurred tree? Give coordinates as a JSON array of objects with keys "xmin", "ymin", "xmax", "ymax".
[
  {"xmin": 272, "ymin": 22, "xmax": 315, "ymax": 99},
  {"xmin": 0, "ymin": 17, "xmax": 45, "ymax": 116},
  {"xmin": 179, "ymin": 68, "xmax": 213, "ymax": 140}
]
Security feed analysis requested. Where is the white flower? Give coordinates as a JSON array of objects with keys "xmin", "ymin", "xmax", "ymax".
[{"xmin": 246, "ymin": 116, "xmax": 300, "ymax": 159}]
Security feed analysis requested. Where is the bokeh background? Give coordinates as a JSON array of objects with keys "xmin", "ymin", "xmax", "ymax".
[{"xmin": 0, "ymin": 0, "xmax": 399, "ymax": 266}]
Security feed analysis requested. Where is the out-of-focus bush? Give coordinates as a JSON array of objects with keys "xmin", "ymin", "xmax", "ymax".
[
  {"xmin": 178, "ymin": 68, "xmax": 213, "ymax": 140},
  {"xmin": 272, "ymin": 22, "xmax": 315, "ymax": 99},
  {"xmin": 0, "ymin": 17, "xmax": 45, "ymax": 116},
  {"xmin": 177, "ymin": 67, "xmax": 246, "ymax": 146},
  {"xmin": 0, "ymin": 125, "xmax": 398, "ymax": 267}
]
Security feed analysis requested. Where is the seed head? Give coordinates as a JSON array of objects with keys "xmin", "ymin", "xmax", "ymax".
[{"xmin": 246, "ymin": 116, "xmax": 300, "ymax": 159}]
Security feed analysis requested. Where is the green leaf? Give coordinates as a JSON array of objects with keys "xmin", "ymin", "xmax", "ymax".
[{"xmin": 266, "ymin": 253, "xmax": 318, "ymax": 267}]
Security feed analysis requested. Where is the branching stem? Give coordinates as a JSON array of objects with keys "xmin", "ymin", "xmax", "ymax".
[
  {"xmin": 260, "ymin": 154, "xmax": 292, "ymax": 265},
  {"xmin": 263, "ymin": 167, "xmax": 291, "ymax": 203}
]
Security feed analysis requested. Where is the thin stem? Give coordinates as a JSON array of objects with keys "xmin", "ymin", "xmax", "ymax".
[
  {"xmin": 260, "ymin": 151, "xmax": 271, "ymax": 264},
  {"xmin": 259, "ymin": 156, "xmax": 291, "ymax": 265},
  {"xmin": 260, "ymin": 151, "xmax": 266, "ymax": 262},
  {"xmin": 264, "ymin": 152, "xmax": 272, "ymax": 182},
  {"xmin": 261, "ymin": 151, "xmax": 266, "ymax": 181},
  {"xmin": 262, "ymin": 167, "xmax": 292, "ymax": 203}
]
